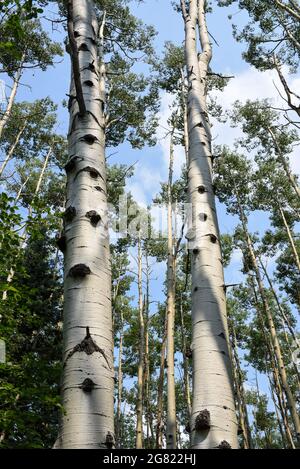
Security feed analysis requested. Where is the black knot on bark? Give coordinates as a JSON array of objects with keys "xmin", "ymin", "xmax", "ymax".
[
  {"xmin": 193, "ymin": 247, "xmax": 200, "ymax": 255},
  {"xmin": 78, "ymin": 43, "xmax": 89, "ymax": 51},
  {"xmin": 94, "ymin": 185, "xmax": 103, "ymax": 192},
  {"xmin": 105, "ymin": 432, "xmax": 114, "ymax": 449},
  {"xmin": 85, "ymin": 210, "xmax": 101, "ymax": 227},
  {"xmin": 88, "ymin": 62, "xmax": 96, "ymax": 72},
  {"xmin": 194, "ymin": 287, "xmax": 198, "ymax": 292},
  {"xmin": 81, "ymin": 378, "xmax": 95, "ymax": 393},
  {"xmin": 237, "ymin": 425, "xmax": 244, "ymax": 435},
  {"xmin": 218, "ymin": 332, "xmax": 226, "ymax": 340},
  {"xmin": 218, "ymin": 440, "xmax": 232, "ymax": 450},
  {"xmin": 65, "ymin": 156, "xmax": 77, "ymax": 173},
  {"xmin": 56, "ymin": 234, "xmax": 66, "ymax": 253},
  {"xmin": 195, "ymin": 409, "xmax": 211, "ymax": 431},
  {"xmin": 74, "ymin": 30, "xmax": 80, "ymax": 38},
  {"xmin": 82, "ymin": 134, "xmax": 98, "ymax": 145},
  {"xmin": 69, "ymin": 264, "xmax": 91, "ymax": 278},
  {"xmin": 83, "ymin": 80, "xmax": 94, "ymax": 87},
  {"xmin": 198, "ymin": 185, "xmax": 206, "ymax": 194},
  {"xmin": 64, "ymin": 206, "xmax": 76, "ymax": 222},
  {"xmin": 199, "ymin": 213, "xmax": 208, "ymax": 221},
  {"xmin": 210, "ymin": 234, "xmax": 217, "ymax": 244}
]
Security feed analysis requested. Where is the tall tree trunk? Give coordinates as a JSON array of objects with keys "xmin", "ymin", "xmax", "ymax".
[
  {"xmin": 0, "ymin": 121, "xmax": 27, "ymax": 178},
  {"xmin": 249, "ymin": 277, "xmax": 296, "ymax": 449},
  {"xmin": 2, "ymin": 146, "xmax": 52, "ymax": 300},
  {"xmin": 156, "ymin": 311, "xmax": 167, "ymax": 449},
  {"xmin": 278, "ymin": 205, "xmax": 300, "ymax": 274},
  {"xmin": 116, "ymin": 310, "xmax": 124, "ymax": 449},
  {"xmin": 179, "ymin": 295, "xmax": 192, "ymax": 428},
  {"xmin": 267, "ymin": 126, "xmax": 300, "ymax": 199},
  {"xmin": 55, "ymin": 0, "xmax": 114, "ymax": 449},
  {"xmin": 230, "ymin": 323, "xmax": 252, "ymax": 449},
  {"xmin": 166, "ymin": 132, "xmax": 177, "ymax": 449},
  {"xmin": 237, "ymin": 199, "xmax": 300, "ymax": 445},
  {"xmin": 181, "ymin": 0, "xmax": 238, "ymax": 449},
  {"xmin": 0, "ymin": 55, "xmax": 24, "ymax": 140},
  {"xmin": 136, "ymin": 231, "xmax": 144, "ymax": 449}
]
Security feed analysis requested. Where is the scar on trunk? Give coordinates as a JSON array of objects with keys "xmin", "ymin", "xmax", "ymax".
[
  {"xmin": 81, "ymin": 134, "xmax": 98, "ymax": 145},
  {"xmin": 74, "ymin": 166, "xmax": 103, "ymax": 181},
  {"xmin": 105, "ymin": 432, "xmax": 114, "ymax": 449},
  {"xmin": 64, "ymin": 206, "xmax": 76, "ymax": 222},
  {"xmin": 68, "ymin": 264, "xmax": 91, "ymax": 277},
  {"xmin": 85, "ymin": 210, "xmax": 101, "ymax": 226},
  {"xmin": 65, "ymin": 155, "xmax": 83, "ymax": 173},
  {"xmin": 198, "ymin": 185, "xmax": 206, "ymax": 193},
  {"xmin": 64, "ymin": 327, "xmax": 111, "ymax": 368},
  {"xmin": 195, "ymin": 409, "xmax": 211, "ymax": 431},
  {"xmin": 217, "ymin": 440, "xmax": 232, "ymax": 449},
  {"xmin": 81, "ymin": 378, "xmax": 95, "ymax": 393}
]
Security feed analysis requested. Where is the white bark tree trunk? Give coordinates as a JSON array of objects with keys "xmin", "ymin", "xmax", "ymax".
[
  {"xmin": 0, "ymin": 121, "xmax": 26, "ymax": 178},
  {"xmin": 181, "ymin": 0, "xmax": 238, "ymax": 449},
  {"xmin": 136, "ymin": 231, "xmax": 144, "ymax": 449},
  {"xmin": 166, "ymin": 133, "xmax": 177, "ymax": 449},
  {"xmin": 0, "ymin": 55, "xmax": 24, "ymax": 140},
  {"xmin": 55, "ymin": 0, "xmax": 114, "ymax": 449}
]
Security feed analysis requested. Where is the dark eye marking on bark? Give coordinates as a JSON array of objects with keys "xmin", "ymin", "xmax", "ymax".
[
  {"xmin": 209, "ymin": 234, "xmax": 217, "ymax": 244},
  {"xmin": 194, "ymin": 287, "xmax": 198, "ymax": 292},
  {"xmin": 68, "ymin": 264, "xmax": 91, "ymax": 277},
  {"xmin": 83, "ymin": 80, "xmax": 94, "ymax": 87},
  {"xmin": 193, "ymin": 248, "xmax": 200, "ymax": 255},
  {"xmin": 195, "ymin": 409, "xmax": 211, "ymax": 431},
  {"xmin": 85, "ymin": 210, "xmax": 101, "ymax": 226},
  {"xmin": 217, "ymin": 440, "xmax": 232, "ymax": 449},
  {"xmin": 198, "ymin": 185, "xmax": 206, "ymax": 194},
  {"xmin": 56, "ymin": 234, "xmax": 66, "ymax": 253},
  {"xmin": 74, "ymin": 166, "xmax": 103, "ymax": 181},
  {"xmin": 199, "ymin": 213, "xmax": 207, "ymax": 221},
  {"xmin": 78, "ymin": 43, "xmax": 89, "ymax": 51},
  {"xmin": 218, "ymin": 332, "xmax": 226, "ymax": 340},
  {"xmin": 74, "ymin": 30, "xmax": 80, "ymax": 38},
  {"xmin": 64, "ymin": 206, "xmax": 77, "ymax": 222},
  {"xmin": 65, "ymin": 327, "xmax": 111, "ymax": 369},
  {"xmin": 105, "ymin": 432, "xmax": 114, "ymax": 449},
  {"xmin": 94, "ymin": 186, "xmax": 104, "ymax": 192},
  {"xmin": 81, "ymin": 378, "xmax": 95, "ymax": 393},
  {"xmin": 81, "ymin": 134, "xmax": 98, "ymax": 145},
  {"xmin": 65, "ymin": 155, "xmax": 83, "ymax": 173}
]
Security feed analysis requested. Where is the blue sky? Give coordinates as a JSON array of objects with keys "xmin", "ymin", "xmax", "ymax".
[{"xmin": 2, "ymin": 0, "xmax": 299, "ymax": 418}]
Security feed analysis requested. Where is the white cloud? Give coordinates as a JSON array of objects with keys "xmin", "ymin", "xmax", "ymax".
[{"xmin": 211, "ymin": 65, "xmax": 300, "ymax": 176}]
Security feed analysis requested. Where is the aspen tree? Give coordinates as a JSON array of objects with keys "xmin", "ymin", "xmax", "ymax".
[
  {"xmin": 55, "ymin": 0, "xmax": 114, "ymax": 449},
  {"xmin": 180, "ymin": 0, "xmax": 238, "ymax": 449}
]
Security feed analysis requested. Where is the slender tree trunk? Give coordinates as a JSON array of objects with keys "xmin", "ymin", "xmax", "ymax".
[
  {"xmin": 143, "ymin": 255, "xmax": 153, "ymax": 448},
  {"xmin": 180, "ymin": 68, "xmax": 189, "ymax": 165},
  {"xmin": 238, "ymin": 201, "xmax": 300, "ymax": 445},
  {"xmin": 166, "ymin": 132, "xmax": 177, "ymax": 449},
  {"xmin": 0, "ymin": 55, "xmax": 24, "ymax": 140},
  {"xmin": 278, "ymin": 205, "xmax": 300, "ymax": 274},
  {"xmin": 181, "ymin": 0, "xmax": 238, "ymax": 449},
  {"xmin": 179, "ymin": 295, "xmax": 192, "ymax": 425},
  {"xmin": 116, "ymin": 310, "xmax": 124, "ymax": 449},
  {"xmin": 2, "ymin": 146, "xmax": 52, "ymax": 300},
  {"xmin": 0, "ymin": 121, "xmax": 26, "ymax": 178},
  {"xmin": 156, "ymin": 312, "xmax": 167, "ymax": 449},
  {"xmin": 136, "ymin": 231, "xmax": 144, "ymax": 449},
  {"xmin": 55, "ymin": 0, "xmax": 114, "ymax": 449},
  {"xmin": 249, "ymin": 277, "xmax": 296, "ymax": 449},
  {"xmin": 267, "ymin": 127, "xmax": 300, "ymax": 199},
  {"xmin": 230, "ymin": 325, "xmax": 252, "ymax": 449}
]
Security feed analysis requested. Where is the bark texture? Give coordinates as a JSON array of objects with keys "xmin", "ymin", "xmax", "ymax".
[
  {"xmin": 56, "ymin": 0, "xmax": 114, "ymax": 449},
  {"xmin": 181, "ymin": 0, "xmax": 238, "ymax": 449}
]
